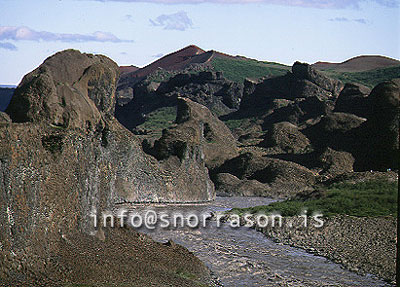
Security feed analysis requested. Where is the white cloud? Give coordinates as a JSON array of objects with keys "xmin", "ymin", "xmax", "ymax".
[
  {"xmin": 87, "ymin": 0, "xmax": 399, "ymax": 9},
  {"xmin": 150, "ymin": 11, "xmax": 193, "ymax": 31},
  {"xmin": 329, "ymin": 17, "xmax": 369, "ymax": 24},
  {"xmin": 0, "ymin": 42, "xmax": 17, "ymax": 51},
  {"xmin": 0, "ymin": 26, "xmax": 133, "ymax": 43}
]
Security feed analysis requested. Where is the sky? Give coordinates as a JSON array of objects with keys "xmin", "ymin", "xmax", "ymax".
[{"xmin": 0, "ymin": 0, "xmax": 399, "ymax": 85}]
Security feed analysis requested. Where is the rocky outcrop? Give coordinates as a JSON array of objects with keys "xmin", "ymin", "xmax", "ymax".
[
  {"xmin": 213, "ymin": 173, "xmax": 269, "ymax": 197},
  {"xmin": 317, "ymin": 148, "xmax": 355, "ymax": 177},
  {"xmin": 353, "ymin": 79, "xmax": 399, "ymax": 170},
  {"xmin": 334, "ymin": 83, "xmax": 371, "ymax": 117},
  {"xmin": 260, "ymin": 121, "xmax": 311, "ymax": 153},
  {"xmin": 259, "ymin": 96, "xmax": 331, "ymax": 128},
  {"xmin": 240, "ymin": 62, "xmax": 343, "ymax": 114},
  {"xmin": 214, "ymin": 152, "xmax": 316, "ymax": 197},
  {"xmin": 291, "ymin": 61, "xmax": 344, "ymax": 97},
  {"xmin": 115, "ymin": 70, "xmax": 243, "ymax": 132},
  {"xmin": 0, "ymin": 50, "xmax": 215, "ymax": 285},
  {"xmin": 150, "ymin": 97, "xmax": 239, "ymax": 169},
  {"xmin": 6, "ymin": 50, "xmax": 118, "ymax": 129},
  {"xmin": 303, "ymin": 112, "xmax": 366, "ymax": 150}
]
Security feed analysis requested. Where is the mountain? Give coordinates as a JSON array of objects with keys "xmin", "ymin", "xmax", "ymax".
[
  {"xmin": 120, "ymin": 45, "xmax": 207, "ymax": 83},
  {"xmin": 312, "ymin": 55, "xmax": 400, "ymax": 72},
  {"xmin": 118, "ymin": 45, "xmax": 290, "ymax": 87}
]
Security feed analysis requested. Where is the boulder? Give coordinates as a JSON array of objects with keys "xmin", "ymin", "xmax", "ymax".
[
  {"xmin": 262, "ymin": 96, "xmax": 331, "ymax": 128},
  {"xmin": 152, "ymin": 97, "xmax": 239, "ymax": 169}
]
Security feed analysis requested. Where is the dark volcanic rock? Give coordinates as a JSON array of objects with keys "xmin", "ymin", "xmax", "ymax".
[
  {"xmin": 213, "ymin": 173, "xmax": 269, "ymax": 197},
  {"xmin": 241, "ymin": 62, "xmax": 342, "ymax": 111},
  {"xmin": 260, "ymin": 121, "xmax": 311, "ymax": 153},
  {"xmin": 215, "ymin": 152, "xmax": 316, "ymax": 197},
  {"xmin": 0, "ymin": 50, "xmax": 214, "ymax": 285},
  {"xmin": 152, "ymin": 97, "xmax": 239, "ymax": 169},
  {"xmin": 262, "ymin": 96, "xmax": 331, "ymax": 128},
  {"xmin": 303, "ymin": 112, "xmax": 366, "ymax": 150},
  {"xmin": 115, "ymin": 70, "xmax": 244, "ymax": 132},
  {"xmin": 237, "ymin": 62, "xmax": 342, "ymax": 130},
  {"xmin": 334, "ymin": 83, "xmax": 371, "ymax": 117},
  {"xmin": 292, "ymin": 61, "xmax": 344, "ymax": 97},
  {"xmin": 353, "ymin": 79, "xmax": 399, "ymax": 170}
]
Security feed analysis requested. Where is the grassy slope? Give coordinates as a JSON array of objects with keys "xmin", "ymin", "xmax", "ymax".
[
  {"xmin": 211, "ymin": 56, "xmax": 290, "ymax": 83},
  {"xmin": 230, "ymin": 180, "xmax": 398, "ymax": 217},
  {"xmin": 322, "ymin": 65, "xmax": 400, "ymax": 88},
  {"xmin": 211, "ymin": 55, "xmax": 399, "ymax": 87}
]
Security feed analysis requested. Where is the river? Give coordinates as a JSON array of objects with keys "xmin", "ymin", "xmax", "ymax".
[{"xmin": 118, "ymin": 197, "xmax": 392, "ymax": 287}]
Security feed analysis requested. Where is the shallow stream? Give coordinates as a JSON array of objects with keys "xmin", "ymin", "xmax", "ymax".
[{"xmin": 119, "ymin": 197, "xmax": 391, "ymax": 287}]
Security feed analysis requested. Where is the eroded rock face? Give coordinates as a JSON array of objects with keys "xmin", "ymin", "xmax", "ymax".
[
  {"xmin": 0, "ymin": 49, "xmax": 215, "ymax": 285},
  {"xmin": 213, "ymin": 173, "xmax": 269, "ymax": 197},
  {"xmin": 151, "ymin": 97, "xmax": 239, "ymax": 169}
]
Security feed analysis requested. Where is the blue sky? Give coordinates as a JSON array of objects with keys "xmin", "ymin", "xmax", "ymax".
[{"xmin": 0, "ymin": 0, "xmax": 399, "ymax": 85}]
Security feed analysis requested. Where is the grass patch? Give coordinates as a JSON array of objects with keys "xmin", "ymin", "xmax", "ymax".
[
  {"xmin": 230, "ymin": 180, "xmax": 398, "ymax": 217},
  {"xmin": 211, "ymin": 57, "xmax": 289, "ymax": 83},
  {"xmin": 136, "ymin": 106, "xmax": 177, "ymax": 134},
  {"xmin": 222, "ymin": 117, "xmax": 256, "ymax": 131},
  {"xmin": 323, "ymin": 65, "xmax": 400, "ymax": 88}
]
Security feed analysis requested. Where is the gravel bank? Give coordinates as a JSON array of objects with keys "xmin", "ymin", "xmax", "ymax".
[{"xmin": 254, "ymin": 215, "xmax": 397, "ymax": 284}]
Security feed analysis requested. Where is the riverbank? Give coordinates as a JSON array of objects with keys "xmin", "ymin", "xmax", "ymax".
[
  {"xmin": 225, "ymin": 178, "xmax": 398, "ymax": 284},
  {"xmin": 254, "ymin": 215, "xmax": 397, "ymax": 284}
]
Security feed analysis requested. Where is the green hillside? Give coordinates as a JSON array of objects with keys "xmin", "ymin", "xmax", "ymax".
[
  {"xmin": 211, "ymin": 56, "xmax": 290, "ymax": 83},
  {"xmin": 322, "ymin": 65, "xmax": 400, "ymax": 88}
]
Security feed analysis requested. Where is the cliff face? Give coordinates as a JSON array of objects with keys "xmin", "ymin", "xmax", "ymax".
[{"xmin": 0, "ymin": 50, "xmax": 215, "ymax": 285}]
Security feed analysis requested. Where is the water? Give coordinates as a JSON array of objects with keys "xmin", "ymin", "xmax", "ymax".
[{"xmin": 118, "ymin": 197, "xmax": 392, "ymax": 287}]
